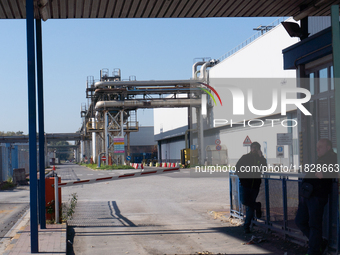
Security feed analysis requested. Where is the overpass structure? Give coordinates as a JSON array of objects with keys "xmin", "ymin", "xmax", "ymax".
[
  {"xmin": 80, "ymin": 61, "xmax": 218, "ymax": 166},
  {"xmin": 0, "ymin": 133, "xmax": 90, "ymax": 168},
  {"xmin": 0, "ymin": 133, "xmax": 89, "ymax": 143}
]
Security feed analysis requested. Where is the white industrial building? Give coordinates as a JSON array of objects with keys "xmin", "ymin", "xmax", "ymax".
[{"xmin": 154, "ymin": 17, "xmax": 301, "ymax": 166}]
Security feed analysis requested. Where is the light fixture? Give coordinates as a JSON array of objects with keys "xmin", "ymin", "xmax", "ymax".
[{"xmin": 281, "ymin": 22, "xmax": 309, "ymax": 40}]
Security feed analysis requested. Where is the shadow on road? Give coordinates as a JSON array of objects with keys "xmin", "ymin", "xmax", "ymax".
[{"xmin": 66, "ymin": 200, "xmax": 308, "ymax": 255}]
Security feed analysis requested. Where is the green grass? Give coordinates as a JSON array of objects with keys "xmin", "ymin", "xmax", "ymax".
[{"xmin": 80, "ymin": 163, "xmax": 134, "ymax": 170}]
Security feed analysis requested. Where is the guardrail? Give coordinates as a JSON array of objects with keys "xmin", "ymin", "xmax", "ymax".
[
  {"xmin": 218, "ymin": 17, "xmax": 289, "ymax": 62},
  {"xmin": 230, "ymin": 172, "xmax": 339, "ymax": 253}
]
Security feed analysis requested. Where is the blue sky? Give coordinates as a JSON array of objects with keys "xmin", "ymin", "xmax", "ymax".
[{"xmin": 1, "ymin": 17, "xmax": 280, "ymax": 134}]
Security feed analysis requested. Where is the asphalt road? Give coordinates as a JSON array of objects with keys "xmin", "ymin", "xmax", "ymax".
[
  {"xmin": 56, "ymin": 163, "xmax": 306, "ymax": 255},
  {"xmin": 0, "ymin": 186, "xmax": 29, "ymax": 250}
]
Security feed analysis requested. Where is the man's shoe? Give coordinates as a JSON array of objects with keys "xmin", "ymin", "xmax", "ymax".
[{"xmin": 255, "ymin": 202, "xmax": 262, "ymax": 218}]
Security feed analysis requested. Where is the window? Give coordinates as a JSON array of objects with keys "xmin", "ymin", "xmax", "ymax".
[
  {"xmin": 319, "ymin": 68, "xmax": 328, "ymax": 93},
  {"xmin": 305, "ymin": 65, "xmax": 336, "ymax": 161},
  {"xmin": 318, "ymin": 97, "xmax": 329, "ymax": 139},
  {"xmin": 309, "ymin": 73, "xmax": 315, "ymax": 95},
  {"xmin": 331, "ymin": 66, "xmax": 334, "ymax": 90}
]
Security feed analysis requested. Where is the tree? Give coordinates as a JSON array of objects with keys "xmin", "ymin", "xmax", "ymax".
[{"xmin": 0, "ymin": 131, "xmax": 25, "ymax": 136}]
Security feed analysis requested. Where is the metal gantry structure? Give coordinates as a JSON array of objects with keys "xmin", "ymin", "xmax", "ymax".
[{"xmin": 80, "ymin": 60, "xmax": 219, "ymax": 166}]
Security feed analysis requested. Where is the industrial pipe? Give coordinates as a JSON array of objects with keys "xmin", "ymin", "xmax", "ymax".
[
  {"xmin": 199, "ymin": 59, "xmax": 219, "ymax": 80},
  {"xmin": 192, "ymin": 61, "xmax": 206, "ymax": 79},
  {"xmin": 94, "ymin": 79, "xmax": 199, "ymax": 88},
  {"xmin": 95, "ymin": 99, "xmax": 201, "ymax": 110}
]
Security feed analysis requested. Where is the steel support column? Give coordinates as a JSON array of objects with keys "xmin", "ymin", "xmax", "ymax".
[
  {"xmin": 331, "ymin": 5, "xmax": 340, "ymax": 252},
  {"xmin": 127, "ymin": 132, "xmax": 131, "ymax": 164},
  {"xmin": 264, "ymin": 178, "xmax": 270, "ymax": 226},
  {"xmin": 197, "ymin": 107, "xmax": 204, "ymax": 165},
  {"xmin": 105, "ymin": 111, "xmax": 109, "ymax": 165},
  {"xmin": 36, "ymin": 18, "xmax": 46, "ymax": 230},
  {"xmin": 120, "ymin": 110, "xmax": 125, "ymax": 165},
  {"xmin": 282, "ymin": 178, "xmax": 288, "ymax": 239},
  {"xmin": 81, "ymin": 140, "xmax": 85, "ymax": 162},
  {"xmin": 26, "ymin": 0, "xmax": 39, "ymax": 251}
]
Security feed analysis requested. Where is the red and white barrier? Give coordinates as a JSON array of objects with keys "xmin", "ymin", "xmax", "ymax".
[
  {"xmin": 161, "ymin": 162, "xmax": 177, "ymax": 167},
  {"xmin": 58, "ymin": 168, "xmax": 180, "ymax": 188},
  {"xmin": 131, "ymin": 163, "xmax": 144, "ymax": 169}
]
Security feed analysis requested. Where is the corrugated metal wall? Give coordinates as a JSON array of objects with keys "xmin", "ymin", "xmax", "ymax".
[
  {"xmin": 308, "ymin": 16, "xmax": 334, "ymax": 36},
  {"xmin": 0, "ymin": 143, "xmax": 29, "ymax": 182}
]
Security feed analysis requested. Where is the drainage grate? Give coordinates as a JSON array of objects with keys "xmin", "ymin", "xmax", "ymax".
[{"xmin": 67, "ymin": 201, "xmax": 135, "ymax": 227}]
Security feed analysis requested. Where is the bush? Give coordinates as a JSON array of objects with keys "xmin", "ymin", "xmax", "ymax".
[
  {"xmin": 0, "ymin": 177, "xmax": 16, "ymax": 190},
  {"xmin": 0, "ymin": 181, "xmax": 16, "ymax": 190},
  {"xmin": 62, "ymin": 193, "xmax": 78, "ymax": 221}
]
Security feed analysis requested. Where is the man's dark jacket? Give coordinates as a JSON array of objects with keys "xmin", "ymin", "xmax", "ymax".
[
  {"xmin": 302, "ymin": 149, "xmax": 337, "ymax": 197},
  {"xmin": 236, "ymin": 152, "xmax": 267, "ymax": 189}
]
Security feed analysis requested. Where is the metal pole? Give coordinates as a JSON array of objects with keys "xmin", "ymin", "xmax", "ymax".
[
  {"xmin": 45, "ymin": 134, "xmax": 48, "ymax": 167},
  {"xmin": 104, "ymin": 111, "xmax": 109, "ymax": 165},
  {"xmin": 229, "ymin": 174, "xmax": 233, "ymax": 216},
  {"xmin": 121, "ymin": 110, "xmax": 125, "ymax": 165},
  {"xmin": 36, "ymin": 18, "xmax": 46, "ymax": 230},
  {"xmin": 265, "ymin": 178, "xmax": 270, "ymax": 226},
  {"xmin": 81, "ymin": 140, "xmax": 85, "ymax": 162},
  {"xmin": 331, "ymin": 5, "xmax": 340, "ymax": 252},
  {"xmin": 197, "ymin": 108, "xmax": 204, "ymax": 165},
  {"xmin": 92, "ymin": 117, "xmax": 97, "ymax": 163},
  {"xmin": 54, "ymin": 175, "xmax": 59, "ymax": 224},
  {"xmin": 127, "ymin": 132, "xmax": 130, "ymax": 165},
  {"xmin": 282, "ymin": 178, "xmax": 288, "ymax": 239},
  {"xmin": 26, "ymin": 0, "xmax": 39, "ymax": 251}
]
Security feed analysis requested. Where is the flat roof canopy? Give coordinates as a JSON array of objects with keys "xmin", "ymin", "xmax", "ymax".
[{"xmin": 1, "ymin": 0, "xmax": 340, "ymax": 20}]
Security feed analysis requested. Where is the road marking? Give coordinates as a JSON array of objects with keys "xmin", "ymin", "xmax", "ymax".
[
  {"xmin": 65, "ymin": 175, "xmax": 71, "ymax": 177},
  {"xmin": 0, "ymin": 210, "xmax": 12, "ymax": 213},
  {"xmin": 87, "ymin": 174, "xmax": 93, "ymax": 175},
  {"xmin": 77, "ymin": 174, "xmax": 83, "ymax": 176},
  {"xmin": 98, "ymin": 174, "xmax": 104, "ymax": 175}
]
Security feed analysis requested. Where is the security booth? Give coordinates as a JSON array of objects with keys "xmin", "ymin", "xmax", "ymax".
[{"xmin": 282, "ymin": 23, "xmax": 339, "ymax": 252}]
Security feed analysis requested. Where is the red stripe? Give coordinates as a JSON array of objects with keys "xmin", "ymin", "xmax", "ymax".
[
  {"xmin": 141, "ymin": 171, "xmax": 157, "ymax": 175},
  {"xmin": 73, "ymin": 180, "xmax": 90, "ymax": 184},
  {"xmin": 119, "ymin": 174, "xmax": 135, "ymax": 178},
  {"xmin": 59, "ymin": 183, "xmax": 67, "ymax": 186},
  {"xmin": 163, "ymin": 168, "xmax": 179, "ymax": 172},
  {"xmin": 96, "ymin": 177, "xmax": 113, "ymax": 181}
]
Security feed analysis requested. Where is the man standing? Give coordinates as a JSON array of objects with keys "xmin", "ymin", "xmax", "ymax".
[
  {"xmin": 236, "ymin": 141, "xmax": 267, "ymax": 233},
  {"xmin": 295, "ymin": 138, "xmax": 337, "ymax": 255}
]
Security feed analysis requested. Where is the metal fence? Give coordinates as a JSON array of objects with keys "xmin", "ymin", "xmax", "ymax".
[
  {"xmin": 230, "ymin": 173, "xmax": 339, "ymax": 253},
  {"xmin": 218, "ymin": 17, "xmax": 288, "ymax": 62}
]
